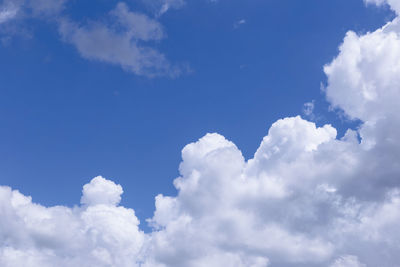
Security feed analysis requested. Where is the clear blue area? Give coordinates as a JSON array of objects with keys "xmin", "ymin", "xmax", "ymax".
[{"xmin": 0, "ymin": 0, "xmax": 393, "ymax": 229}]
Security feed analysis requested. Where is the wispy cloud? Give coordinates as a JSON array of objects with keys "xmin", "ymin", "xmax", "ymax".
[
  {"xmin": 0, "ymin": 6, "xmax": 18, "ymax": 24},
  {"xmin": 59, "ymin": 3, "xmax": 181, "ymax": 77},
  {"xmin": 303, "ymin": 100, "xmax": 316, "ymax": 120},
  {"xmin": 233, "ymin": 19, "xmax": 246, "ymax": 29},
  {"xmin": 0, "ymin": 1, "xmax": 184, "ymax": 77}
]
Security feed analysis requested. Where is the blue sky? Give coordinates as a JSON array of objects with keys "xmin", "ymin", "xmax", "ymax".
[
  {"xmin": 3, "ymin": 1, "xmax": 400, "ymax": 265},
  {"xmin": 1, "ymin": 0, "xmax": 392, "ymax": 222}
]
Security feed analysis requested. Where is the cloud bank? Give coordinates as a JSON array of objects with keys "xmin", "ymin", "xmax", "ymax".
[{"xmin": 2, "ymin": 0, "xmax": 400, "ymax": 266}]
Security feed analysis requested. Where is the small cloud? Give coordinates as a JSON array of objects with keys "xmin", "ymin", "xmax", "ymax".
[
  {"xmin": 303, "ymin": 100, "xmax": 315, "ymax": 120},
  {"xmin": 0, "ymin": 6, "xmax": 18, "ymax": 24},
  {"xmin": 153, "ymin": 0, "xmax": 186, "ymax": 16},
  {"xmin": 233, "ymin": 19, "xmax": 246, "ymax": 29},
  {"xmin": 58, "ymin": 3, "xmax": 182, "ymax": 78}
]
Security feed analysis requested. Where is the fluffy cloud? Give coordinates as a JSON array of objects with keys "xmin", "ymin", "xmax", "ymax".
[
  {"xmin": 324, "ymin": 23, "xmax": 400, "ymax": 121},
  {"xmin": 81, "ymin": 176, "xmax": 123, "ymax": 206},
  {"xmin": 2, "ymin": 1, "xmax": 400, "ymax": 267},
  {"xmin": 364, "ymin": 0, "xmax": 400, "ymax": 13},
  {"xmin": 0, "ymin": 177, "xmax": 146, "ymax": 267}
]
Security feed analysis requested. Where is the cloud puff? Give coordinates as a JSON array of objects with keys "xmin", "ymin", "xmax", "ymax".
[
  {"xmin": 324, "ymin": 24, "xmax": 400, "ymax": 121},
  {"xmin": 2, "ymin": 1, "xmax": 400, "ymax": 267},
  {"xmin": 81, "ymin": 176, "xmax": 123, "ymax": 206},
  {"xmin": 0, "ymin": 177, "xmax": 146, "ymax": 267},
  {"xmin": 364, "ymin": 0, "xmax": 400, "ymax": 13}
]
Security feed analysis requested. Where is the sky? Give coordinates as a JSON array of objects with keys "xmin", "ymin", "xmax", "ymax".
[{"xmin": 1, "ymin": 0, "xmax": 400, "ymax": 266}]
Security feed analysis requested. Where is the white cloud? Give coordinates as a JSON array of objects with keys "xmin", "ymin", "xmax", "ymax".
[
  {"xmin": 81, "ymin": 176, "xmax": 123, "ymax": 206},
  {"xmin": 324, "ymin": 25, "xmax": 400, "ymax": 122},
  {"xmin": 2, "ymin": 0, "xmax": 400, "ymax": 266},
  {"xmin": 131, "ymin": 1, "xmax": 400, "ymax": 263},
  {"xmin": 364, "ymin": 0, "xmax": 400, "ymax": 13},
  {"xmin": 0, "ymin": 177, "xmax": 146, "ymax": 267}
]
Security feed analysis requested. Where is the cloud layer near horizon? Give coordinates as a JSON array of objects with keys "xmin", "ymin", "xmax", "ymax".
[{"xmin": 2, "ymin": 0, "xmax": 400, "ymax": 266}]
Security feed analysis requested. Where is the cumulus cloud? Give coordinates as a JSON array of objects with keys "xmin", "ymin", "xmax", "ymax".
[
  {"xmin": 2, "ymin": 0, "xmax": 400, "ymax": 266},
  {"xmin": 81, "ymin": 176, "xmax": 123, "ymax": 206},
  {"xmin": 324, "ymin": 24, "xmax": 400, "ymax": 121},
  {"xmin": 0, "ymin": 177, "xmax": 146, "ymax": 267}
]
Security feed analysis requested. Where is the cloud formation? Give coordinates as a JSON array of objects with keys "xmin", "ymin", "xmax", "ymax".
[
  {"xmin": 157, "ymin": 0, "xmax": 186, "ymax": 15},
  {"xmin": 58, "ymin": 3, "xmax": 180, "ymax": 77},
  {"xmin": 2, "ymin": 0, "xmax": 400, "ymax": 266},
  {"xmin": 365, "ymin": 0, "xmax": 400, "ymax": 13},
  {"xmin": 0, "ymin": 176, "xmax": 146, "ymax": 267},
  {"xmin": 0, "ymin": 1, "xmax": 180, "ymax": 77}
]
